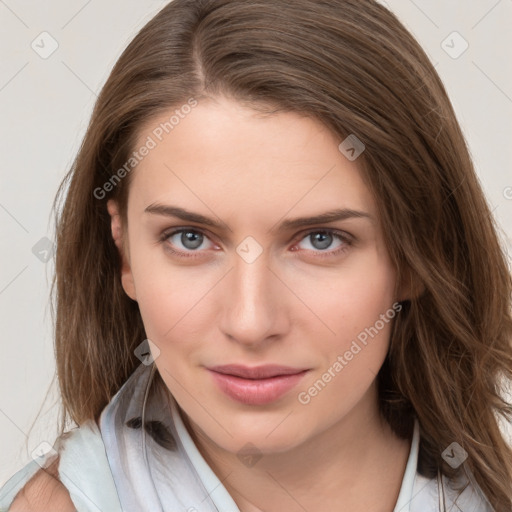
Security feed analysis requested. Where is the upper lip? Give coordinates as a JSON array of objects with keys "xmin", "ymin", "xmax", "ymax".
[{"xmin": 208, "ymin": 364, "xmax": 309, "ymax": 379}]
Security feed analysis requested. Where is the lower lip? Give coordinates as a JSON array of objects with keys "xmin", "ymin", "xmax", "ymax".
[{"xmin": 208, "ymin": 370, "xmax": 308, "ymax": 405}]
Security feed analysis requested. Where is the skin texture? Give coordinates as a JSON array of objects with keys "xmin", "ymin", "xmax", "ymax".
[
  {"xmin": 108, "ymin": 96, "xmax": 412, "ymax": 512},
  {"xmin": 10, "ymin": 457, "xmax": 75, "ymax": 511}
]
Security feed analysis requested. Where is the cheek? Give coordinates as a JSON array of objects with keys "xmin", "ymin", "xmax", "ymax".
[
  {"xmin": 295, "ymin": 252, "xmax": 396, "ymax": 377},
  {"xmin": 129, "ymin": 248, "xmax": 219, "ymax": 362},
  {"xmin": 291, "ymin": 247, "xmax": 396, "ymax": 345},
  {"xmin": 340, "ymin": 271, "xmax": 396, "ymax": 342}
]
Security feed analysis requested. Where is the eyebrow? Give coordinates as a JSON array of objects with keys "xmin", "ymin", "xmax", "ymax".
[{"xmin": 144, "ymin": 203, "xmax": 373, "ymax": 234}]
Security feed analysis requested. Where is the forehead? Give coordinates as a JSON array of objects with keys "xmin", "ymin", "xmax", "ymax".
[{"xmin": 127, "ymin": 97, "xmax": 377, "ymax": 223}]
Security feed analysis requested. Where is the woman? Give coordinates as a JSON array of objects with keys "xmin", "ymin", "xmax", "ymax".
[{"xmin": 1, "ymin": 0, "xmax": 511, "ymax": 510}]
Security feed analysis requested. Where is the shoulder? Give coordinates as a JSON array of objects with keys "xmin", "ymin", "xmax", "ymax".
[
  {"xmin": 9, "ymin": 456, "xmax": 76, "ymax": 512},
  {"xmin": 3, "ymin": 419, "xmax": 117, "ymax": 512}
]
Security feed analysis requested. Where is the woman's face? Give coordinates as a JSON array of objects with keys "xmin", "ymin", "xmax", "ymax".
[{"xmin": 111, "ymin": 96, "xmax": 402, "ymax": 455}]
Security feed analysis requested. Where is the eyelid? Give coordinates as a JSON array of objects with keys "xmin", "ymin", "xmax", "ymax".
[
  {"xmin": 159, "ymin": 225, "xmax": 354, "ymax": 259},
  {"xmin": 290, "ymin": 228, "xmax": 354, "ymax": 258},
  {"xmin": 292, "ymin": 227, "xmax": 354, "ymax": 243},
  {"xmin": 159, "ymin": 226, "xmax": 218, "ymax": 245},
  {"xmin": 160, "ymin": 225, "xmax": 354, "ymax": 243}
]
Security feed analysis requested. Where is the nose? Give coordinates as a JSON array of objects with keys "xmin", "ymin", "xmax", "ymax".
[{"xmin": 218, "ymin": 251, "xmax": 290, "ymax": 348}]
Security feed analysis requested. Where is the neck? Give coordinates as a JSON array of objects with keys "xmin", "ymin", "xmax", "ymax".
[{"xmin": 180, "ymin": 383, "xmax": 412, "ymax": 512}]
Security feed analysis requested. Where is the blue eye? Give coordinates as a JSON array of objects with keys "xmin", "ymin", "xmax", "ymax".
[
  {"xmin": 294, "ymin": 230, "xmax": 350, "ymax": 254},
  {"xmin": 159, "ymin": 228, "xmax": 353, "ymax": 259},
  {"xmin": 161, "ymin": 229, "xmax": 214, "ymax": 255}
]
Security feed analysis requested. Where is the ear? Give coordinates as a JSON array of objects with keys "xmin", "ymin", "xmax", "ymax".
[{"xmin": 107, "ymin": 200, "xmax": 137, "ymax": 301}]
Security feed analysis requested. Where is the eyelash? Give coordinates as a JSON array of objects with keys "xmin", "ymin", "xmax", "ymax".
[{"xmin": 158, "ymin": 227, "xmax": 353, "ymax": 260}]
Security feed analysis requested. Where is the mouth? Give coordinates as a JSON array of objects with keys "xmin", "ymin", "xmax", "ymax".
[{"xmin": 207, "ymin": 364, "xmax": 310, "ymax": 405}]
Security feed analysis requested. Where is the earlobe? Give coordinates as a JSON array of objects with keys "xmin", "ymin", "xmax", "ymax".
[{"xmin": 107, "ymin": 200, "xmax": 137, "ymax": 301}]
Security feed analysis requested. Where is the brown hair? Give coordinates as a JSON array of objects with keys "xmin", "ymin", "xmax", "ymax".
[{"xmin": 49, "ymin": 0, "xmax": 512, "ymax": 508}]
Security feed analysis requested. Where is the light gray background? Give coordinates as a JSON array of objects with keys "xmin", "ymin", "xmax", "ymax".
[{"xmin": 1, "ymin": 0, "xmax": 511, "ymax": 486}]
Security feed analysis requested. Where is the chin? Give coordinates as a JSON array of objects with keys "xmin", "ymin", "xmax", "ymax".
[{"xmin": 209, "ymin": 416, "xmax": 311, "ymax": 455}]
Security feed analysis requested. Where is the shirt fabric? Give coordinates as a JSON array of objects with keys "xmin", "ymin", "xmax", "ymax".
[{"xmin": 0, "ymin": 363, "xmax": 494, "ymax": 511}]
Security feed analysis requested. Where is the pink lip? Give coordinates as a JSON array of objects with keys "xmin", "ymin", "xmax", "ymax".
[{"xmin": 207, "ymin": 365, "xmax": 309, "ymax": 405}]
